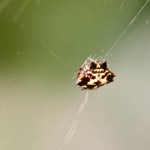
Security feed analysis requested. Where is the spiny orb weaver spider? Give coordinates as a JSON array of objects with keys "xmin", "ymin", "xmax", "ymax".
[{"xmin": 76, "ymin": 58, "xmax": 116, "ymax": 90}]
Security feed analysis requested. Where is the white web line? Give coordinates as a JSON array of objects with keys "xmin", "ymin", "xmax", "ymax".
[
  {"xmin": 41, "ymin": 42, "xmax": 73, "ymax": 69},
  {"xmin": 103, "ymin": 0, "xmax": 150, "ymax": 60},
  {"xmin": 12, "ymin": 0, "xmax": 31, "ymax": 22},
  {"xmin": 41, "ymin": 43, "xmax": 65, "ymax": 66},
  {"xmin": 0, "ymin": 0, "xmax": 12, "ymax": 15},
  {"xmin": 103, "ymin": 0, "xmax": 124, "ymax": 54},
  {"xmin": 59, "ymin": 91, "xmax": 89, "ymax": 150},
  {"xmin": 120, "ymin": 0, "xmax": 126, "ymax": 10}
]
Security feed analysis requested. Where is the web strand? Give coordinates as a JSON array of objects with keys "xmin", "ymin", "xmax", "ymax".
[
  {"xmin": 0, "ymin": 0, "xmax": 12, "ymax": 15},
  {"xmin": 41, "ymin": 43, "xmax": 65, "ymax": 65},
  {"xmin": 12, "ymin": 0, "xmax": 31, "ymax": 22},
  {"xmin": 103, "ymin": 0, "xmax": 150, "ymax": 60},
  {"xmin": 120, "ymin": 0, "xmax": 126, "ymax": 10},
  {"xmin": 59, "ymin": 91, "xmax": 89, "ymax": 150}
]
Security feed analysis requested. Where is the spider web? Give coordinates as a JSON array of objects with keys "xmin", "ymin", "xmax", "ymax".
[
  {"xmin": 0, "ymin": 1, "xmax": 150, "ymax": 150},
  {"xmin": 57, "ymin": 1, "xmax": 150, "ymax": 150},
  {"xmin": 103, "ymin": 0, "xmax": 150, "ymax": 61}
]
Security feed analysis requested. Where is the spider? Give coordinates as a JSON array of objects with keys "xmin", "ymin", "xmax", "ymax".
[{"xmin": 76, "ymin": 58, "xmax": 116, "ymax": 90}]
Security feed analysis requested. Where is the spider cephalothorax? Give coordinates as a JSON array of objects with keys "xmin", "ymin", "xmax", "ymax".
[{"xmin": 76, "ymin": 58, "xmax": 116, "ymax": 90}]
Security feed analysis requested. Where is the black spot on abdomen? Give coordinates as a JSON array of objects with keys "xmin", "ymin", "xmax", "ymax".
[
  {"xmin": 106, "ymin": 74, "xmax": 114, "ymax": 82},
  {"xmin": 94, "ymin": 81, "xmax": 101, "ymax": 86},
  {"xmin": 90, "ymin": 62, "xmax": 97, "ymax": 69},
  {"xmin": 92, "ymin": 76, "xmax": 96, "ymax": 79},
  {"xmin": 77, "ymin": 77, "xmax": 90, "ymax": 86},
  {"xmin": 87, "ymin": 84, "xmax": 96, "ymax": 89}
]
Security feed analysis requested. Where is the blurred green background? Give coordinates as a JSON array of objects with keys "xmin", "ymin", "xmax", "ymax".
[{"xmin": 0, "ymin": 0, "xmax": 150, "ymax": 150}]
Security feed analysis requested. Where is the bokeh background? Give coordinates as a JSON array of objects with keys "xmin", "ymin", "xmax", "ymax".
[{"xmin": 0, "ymin": 0, "xmax": 150, "ymax": 150}]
